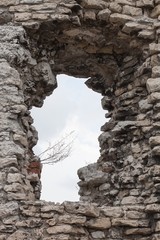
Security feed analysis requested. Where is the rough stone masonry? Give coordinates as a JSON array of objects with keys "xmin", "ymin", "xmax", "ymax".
[{"xmin": 0, "ymin": 0, "xmax": 160, "ymax": 239}]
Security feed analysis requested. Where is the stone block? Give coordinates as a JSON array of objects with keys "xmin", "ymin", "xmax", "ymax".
[
  {"xmin": 123, "ymin": 5, "xmax": 142, "ymax": 16},
  {"xmin": 121, "ymin": 196, "xmax": 143, "ymax": 205},
  {"xmin": 13, "ymin": 134, "xmax": 28, "ymax": 147},
  {"xmin": 100, "ymin": 206, "xmax": 123, "ymax": 218},
  {"xmin": 4, "ymin": 183, "xmax": 24, "ymax": 192},
  {"xmin": 86, "ymin": 217, "xmax": 111, "ymax": 229},
  {"xmin": 0, "ymin": 158, "xmax": 18, "ymax": 169},
  {"xmin": 7, "ymin": 230, "xmax": 31, "ymax": 240},
  {"xmin": 0, "ymin": 0, "xmax": 19, "ymax": 6},
  {"xmin": 152, "ymin": 66, "xmax": 160, "ymax": 78},
  {"xmin": 58, "ymin": 214, "xmax": 86, "ymax": 225},
  {"xmin": 79, "ymin": 0, "xmax": 108, "ymax": 9},
  {"xmin": 125, "ymin": 227, "xmax": 152, "ymax": 235},
  {"xmin": 91, "ymin": 231, "xmax": 105, "ymax": 239},
  {"xmin": 97, "ymin": 9, "xmax": 111, "ymax": 21},
  {"xmin": 151, "ymin": 5, "xmax": 160, "ymax": 18},
  {"xmin": 0, "ymin": 61, "xmax": 22, "ymax": 88},
  {"xmin": 84, "ymin": 10, "xmax": 96, "ymax": 20},
  {"xmin": 63, "ymin": 202, "xmax": 99, "ymax": 217},
  {"xmin": 147, "ymin": 78, "xmax": 160, "ymax": 93},
  {"xmin": 0, "ymin": 202, "xmax": 19, "ymax": 219},
  {"xmin": 138, "ymin": 99, "xmax": 152, "ymax": 112},
  {"xmin": 9, "ymin": 5, "xmax": 29, "ymax": 12},
  {"xmin": 115, "ymin": 0, "xmax": 136, "ymax": 6},
  {"xmin": 149, "ymin": 43, "xmax": 160, "ymax": 54},
  {"xmin": 146, "ymin": 204, "xmax": 160, "ymax": 212},
  {"xmin": 122, "ymin": 22, "xmax": 149, "ymax": 34},
  {"xmin": 32, "ymin": 13, "xmax": 49, "ymax": 20},
  {"xmin": 14, "ymin": 12, "xmax": 32, "ymax": 21},
  {"xmin": 136, "ymin": 0, "xmax": 154, "ymax": 7},
  {"xmin": 148, "ymin": 92, "xmax": 160, "ymax": 103},
  {"xmin": 7, "ymin": 192, "xmax": 27, "ymax": 201},
  {"xmin": 112, "ymin": 218, "xmax": 149, "ymax": 227},
  {"xmin": 7, "ymin": 173, "xmax": 23, "ymax": 184},
  {"xmin": 110, "ymin": 13, "xmax": 133, "ymax": 24},
  {"xmin": 51, "ymin": 14, "xmax": 70, "ymax": 22},
  {"xmin": 152, "ymin": 146, "xmax": 160, "ymax": 157},
  {"xmin": 125, "ymin": 211, "xmax": 146, "ymax": 219},
  {"xmin": 109, "ymin": 3, "xmax": 122, "ymax": 13},
  {"xmin": 138, "ymin": 30, "xmax": 155, "ymax": 40},
  {"xmin": 41, "ymin": 204, "xmax": 64, "ymax": 214},
  {"xmin": 47, "ymin": 225, "xmax": 86, "ymax": 235},
  {"xmin": 149, "ymin": 136, "xmax": 160, "ymax": 147}
]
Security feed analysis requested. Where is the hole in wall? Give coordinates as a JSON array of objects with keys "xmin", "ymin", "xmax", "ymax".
[{"xmin": 31, "ymin": 74, "xmax": 105, "ymax": 203}]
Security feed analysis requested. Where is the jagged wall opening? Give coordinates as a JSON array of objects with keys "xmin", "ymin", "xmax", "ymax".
[
  {"xmin": 11, "ymin": 10, "xmax": 154, "ymax": 206},
  {"xmin": 31, "ymin": 74, "xmax": 105, "ymax": 202}
]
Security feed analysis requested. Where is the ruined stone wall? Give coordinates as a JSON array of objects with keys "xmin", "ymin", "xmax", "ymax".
[{"xmin": 0, "ymin": 0, "xmax": 160, "ymax": 239}]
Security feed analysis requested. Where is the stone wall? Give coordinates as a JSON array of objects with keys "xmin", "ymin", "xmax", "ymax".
[
  {"xmin": 0, "ymin": 0, "xmax": 160, "ymax": 239},
  {"xmin": 0, "ymin": 200, "xmax": 158, "ymax": 240}
]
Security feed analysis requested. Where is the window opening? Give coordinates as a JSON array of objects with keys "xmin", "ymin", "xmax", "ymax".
[{"xmin": 31, "ymin": 74, "xmax": 105, "ymax": 202}]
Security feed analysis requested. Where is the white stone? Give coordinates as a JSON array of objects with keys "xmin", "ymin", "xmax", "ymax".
[
  {"xmin": 147, "ymin": 78, "xmax": 160, "ymax": 93},
  {"xmin": 91, "ymin": 231, "xmax": 105, "ymax": 239},
  {"xmin": 7, "ymin": 173, "xmax": 23, "ymax": 184}
]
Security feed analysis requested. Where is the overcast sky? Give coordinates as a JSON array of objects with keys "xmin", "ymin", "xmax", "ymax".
[{"xmin": 31, "ymin": 74, "xmax": 105, "ymax": 203}]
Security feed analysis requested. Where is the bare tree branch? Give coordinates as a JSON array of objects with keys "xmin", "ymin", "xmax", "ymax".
[{"xmin": 39, "ymin": 131, "xmax": 75, "ymax": 165}]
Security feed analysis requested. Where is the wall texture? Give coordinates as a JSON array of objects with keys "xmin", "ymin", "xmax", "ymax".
[{"xmin": 0, "ymin": 0, "xmax": 160, "ymax": 239}]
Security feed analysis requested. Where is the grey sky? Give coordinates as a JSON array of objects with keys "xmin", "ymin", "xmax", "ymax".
[{"xmin": 31, "ymin": 74, "xmax": 105, "ymax": 203}]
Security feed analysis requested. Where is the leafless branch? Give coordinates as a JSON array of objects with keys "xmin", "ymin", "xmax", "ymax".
[{"xmin": 39, "ymin": 131, "xmax": 75, "ymax": 165}]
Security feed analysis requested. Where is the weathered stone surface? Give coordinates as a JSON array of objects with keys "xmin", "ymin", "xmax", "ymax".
[
  {"xmin": 123, "ymin": 5, "xmax": 142, "ymax": 16},
  {"xmin": 58, "ymin": 214, "xmax": 86, "ymax": 225},
  {"xmin": 151, "ymin": 5, "xmax": 160, "ymax": 18},
  {"xmin": 63, "ymin": 201, "xmax": 99, "ymax": 217},
  {"xmin": 112, "ymin": 219, "xmax": 149, "ymax": 227},
  {"xmin": 91, "ymin": 231, "xmax": 105, "ymax": 239},
  {"xmin": 0, "ymin": 202, "xmax": 19, "ymax": 219},
  {"xmin": 146, "ymin": 204, "xmax": 160, "ymax": 212},
  {"xmin": 149, "ymin": 136, "xmax": 160, "ymax": 147},
  {"xmin": 152, "ymin": 66, "xmax": 160, "ymax": 78},
  {"xmin": 0, "ymin": 0, "xmax": 159, "ymax": 239},
  {"xmin": 86, "ymin": 218, "xmax": 111, "ymax": 229},
  {"xmin": 0, "ymin": 158, "xmax": 18, "ymax": 169},
  {"xmin": 46, "ymin": 225, "xmax": 86, "ymax": 235},
  {"xmin": 41, "ymin": 204, "xmax": 64, "ymax": 214},
  {"xmin": 110, "ymin": 13, "xmax": 133, "ymax": 24},
  {"xmin": 100, "ymin": 207, "xmax": 123, "ymax": 218},
  {"xmin": 0, "ymin": 0, "xmax": 19, "ymax": 6},
  {"xmin": 97, "ymin": 9, "xmax": 111, "ymax": 21},
  {"xmin": 121, "ymin": 196, "xmax": 143, "ymax": 205},
  {"xmin": 7, "ymin": 230, "xmax": 31, "ymax": 240},
  {"xmin": 147, "ymin": 78, "xmax": 160, "ymax": 93},
  {"xmin": 149, "ymin": 43, "xmax": 160, "ymax": 54},
  {"xmin": 79, "ymin": 0, "xmax": 108, "ymax": 9},
  {"xmin": 148, "ymin": 92, "xmax": 160, "ymax": 103},
  {"xmin": 125, "ymin": 227, "xmax": 152, "ymax": 235}
]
